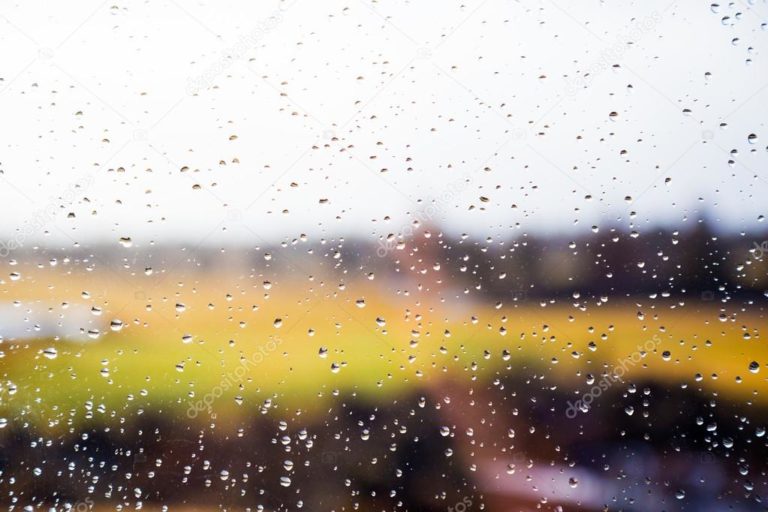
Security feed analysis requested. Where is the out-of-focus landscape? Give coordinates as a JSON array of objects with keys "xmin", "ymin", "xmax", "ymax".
[
  {"xmin": 1, "ymin": 227, "xmax": 767, "ymax": 510},
  {"xmin": 2, "ymin": 0, "xmax": 768, "ymax": 510}
]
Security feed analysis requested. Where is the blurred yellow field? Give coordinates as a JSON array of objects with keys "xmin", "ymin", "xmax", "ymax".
[{"xmin": 2, "ymin": 269, "xmax": 766, "ymax": 429}]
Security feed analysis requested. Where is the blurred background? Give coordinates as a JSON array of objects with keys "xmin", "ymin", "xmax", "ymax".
[{"xmin": 1, "ymin": 0, "xmax": 767, "ymax": 510}]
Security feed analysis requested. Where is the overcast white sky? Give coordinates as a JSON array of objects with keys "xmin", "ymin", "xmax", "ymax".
[{"xmin": 1, "ymin": 0, "xmax": 766, "ymax": 249}]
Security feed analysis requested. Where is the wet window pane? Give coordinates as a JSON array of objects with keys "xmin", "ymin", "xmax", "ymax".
[{"xmin": 1, "ymin": 1, "xmax": 767, "ymax": 510}]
